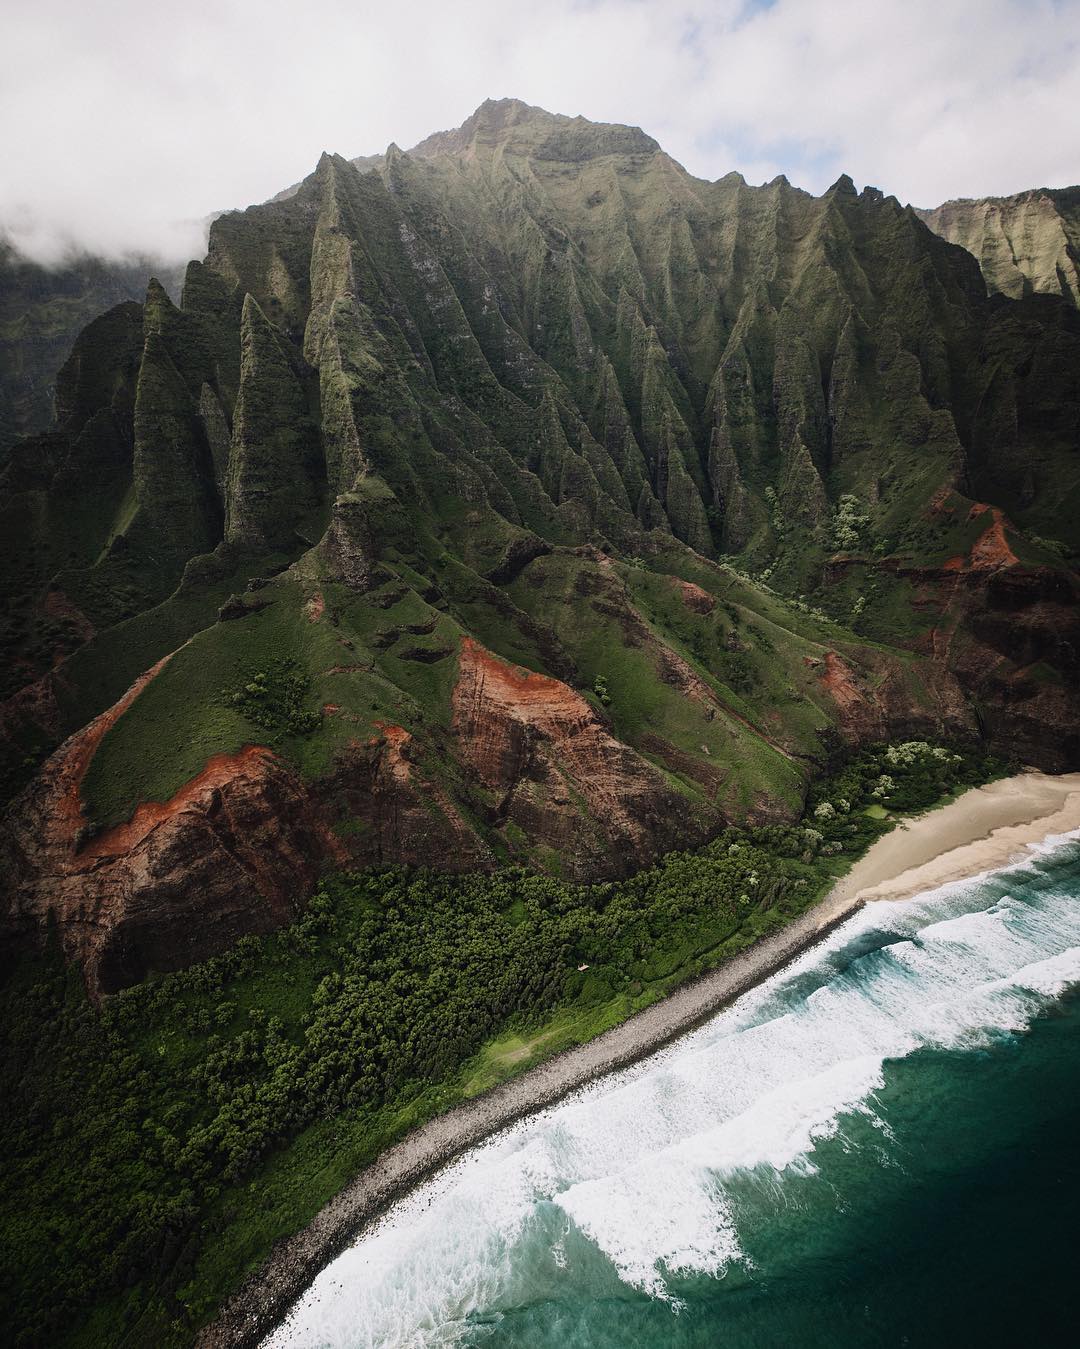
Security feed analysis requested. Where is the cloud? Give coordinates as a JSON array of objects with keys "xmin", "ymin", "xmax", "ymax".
[{"xmin": 2, "ymin": 0, "xmax": 1078, "ymax": 263}]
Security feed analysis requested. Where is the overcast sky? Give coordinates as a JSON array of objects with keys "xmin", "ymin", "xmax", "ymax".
[{"xmin": 3, "ymin": 0, "xmax": 1078, "ymax": 263}]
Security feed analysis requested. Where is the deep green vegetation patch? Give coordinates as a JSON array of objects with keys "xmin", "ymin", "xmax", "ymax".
[
  {"xmin": 224, "ymin": 658, "xmax": 321, "ymax": 743},
  {"xmin": 0, "ymin": 743, "xmax": 1005, "ymax": 1347}
]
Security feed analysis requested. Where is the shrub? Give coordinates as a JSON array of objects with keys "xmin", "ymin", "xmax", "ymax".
[
  {"xmin": 829, "ymin": 494, "xmax": 870, "ymax": 552},
  {"xmin": 224, "ymin": 657, "xmax": 321, "ymax": 744}
]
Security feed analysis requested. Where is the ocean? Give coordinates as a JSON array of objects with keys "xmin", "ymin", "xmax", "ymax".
[{"xmin": 265, "ymin": 832, "xmax": 1080, "ymax": 1348}]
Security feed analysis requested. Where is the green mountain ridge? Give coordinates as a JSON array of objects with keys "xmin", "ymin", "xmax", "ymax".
[
  {"xmin": 1, "ymin": 98, "xmax": 1078, "ymax": 996},
  {"xmin": 5, "ymin": 101, "xmax": 1076, "ymax": 459}
]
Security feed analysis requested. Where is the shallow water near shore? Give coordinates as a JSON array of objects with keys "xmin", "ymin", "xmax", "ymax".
[{"xmin": 266, "ymin": 832, "xmax": 1080, "ymax": 1348}]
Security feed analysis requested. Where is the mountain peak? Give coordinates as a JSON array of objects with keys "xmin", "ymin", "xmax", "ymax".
[
  {"xmin": 826, "ymin": 172, "xmax": 858, "ymax": 196},
  {"xmin": 409, "ymin": 97, "xmax": 659, "ymax": 162}
]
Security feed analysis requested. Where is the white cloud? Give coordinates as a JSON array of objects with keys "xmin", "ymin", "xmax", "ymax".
[{"xmin": 2, "ymin": 0, "xmax": 1078, "ymax": 263}]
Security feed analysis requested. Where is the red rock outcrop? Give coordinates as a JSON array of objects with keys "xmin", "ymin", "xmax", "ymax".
[
  {"xmin": 0, "ymin": 662, "xmax": 332, "ymax": 997},
  {"xmin": 967, "ymin": 505, "xmax": 1019, "ymax": 569},
  {"xmin": 946, "ymin": 565, "xmax": 1080, "ymax": 767},
  {"xmin": 819, "ymin": 652, "xmax": 877, "ymax": 730},
  {"xmin": 675, "ymin": 579, "xmax": 716, "ymax": 615},
  {"xmin": 1, "ymin": 646, "xmax": 505, "ymax": 994},
  {"xmin": 451, "ymin": 636, "xmax": 711, "ymax": 874},
  {"xmin": 823, "ymin": 497, "xmax": 1079, "ymax": 767},
  {"xmin": 818, "ymin": 648, "xmax": 973, "ymax": 746}
]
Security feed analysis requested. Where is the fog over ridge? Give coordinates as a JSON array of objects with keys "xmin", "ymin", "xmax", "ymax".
[{"xmin": 2, "ymin": 0, "xmax": 1079, "ymax": 264}]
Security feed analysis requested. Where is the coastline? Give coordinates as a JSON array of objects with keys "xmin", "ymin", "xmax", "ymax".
[
  {"xmin": 198, "ymin": 769, "xmax": 1080, "ymax": 1349},
  {"xmin": 829, "ymin": 769, "xmax": 1080, "ymax": 907}
]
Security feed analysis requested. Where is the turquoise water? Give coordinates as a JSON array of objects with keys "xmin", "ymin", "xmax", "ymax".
[{"xmin": 267, "ymin": 834, "xmax": 1080, "ymax": 1348}]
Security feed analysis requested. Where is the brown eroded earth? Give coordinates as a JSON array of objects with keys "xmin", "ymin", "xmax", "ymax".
[
  {"xmin": 451, "ymin": 636, "xmax": 709, "ymax": 872},
  {"xmin": 0, "ymin": 656, "xmax": 329, "ymax": 995}
]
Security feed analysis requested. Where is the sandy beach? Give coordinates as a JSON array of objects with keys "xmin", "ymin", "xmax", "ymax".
[
  {"xmin": 828, "ymin": 769, "xmax": 1080, "ymax": 909},
  {"xmin": 199, "ymin": 769, "xmax": 1080, "ymax": 1348}
]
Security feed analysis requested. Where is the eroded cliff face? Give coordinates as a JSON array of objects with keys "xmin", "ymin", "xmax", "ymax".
[
  {"xmin": 917, "ymin": 189, "xmax": 1080, "ymax": 306},
  {"xmin": 2, "ymin": 638, "xmax": 516, "ymax": 994},
  {"xmin": 4, "ymin": 633, "xmax": 678, "ymax": 991},
  {"xmin": 451, "ymin": 636, "xmax": 712, "ymax": 873},
  {"xmin": 916, "ymin": 566, "xmax": 1080, "ymax": 770},
  {"xmin": 814, "ymin": 649, "xmax": 968, "ymax": 747},
  {"xmin": 0, "ymin": 661, "xmax": 329, "ymax": 996},
  {"xmin": 312, "ymin": 720, "xmax": 493, "ymax": 873},
  {"xmin": 1, "ymin": 591, "xmax": 983, "ymax": 997},
  {"xmin": 825, "ymin": 496, "xmax": 1080, "ymax": 768}
]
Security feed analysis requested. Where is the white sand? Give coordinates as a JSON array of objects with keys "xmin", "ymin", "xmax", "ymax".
[{"xmin": 830, "ymin": 770, "xmax": 1080, "ymax": 910}]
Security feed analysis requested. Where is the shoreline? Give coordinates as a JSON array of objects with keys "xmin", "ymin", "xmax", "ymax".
[{"xmin": 198, "ymin": 769, "xmax": 1080, "ymax": 1349}]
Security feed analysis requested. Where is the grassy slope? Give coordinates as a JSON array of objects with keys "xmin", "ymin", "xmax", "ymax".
[
  {"xmin": 80, "ymin": 566, "xmax": 464, "ymax": 828},
  {"xmin": 81, "ymin": 538, "xmax": 865, "ymax": 832},
  {"xmin": 79, "ymin": 518, "xmax": 967, "ymax": 855}
]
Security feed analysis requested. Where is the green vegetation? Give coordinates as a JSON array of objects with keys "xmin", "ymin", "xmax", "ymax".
[
  {"xmin": 828, "ymin": 494, "xmax": 871, "ymax": 552},
  {"xmin": 0, "ymin": 742, "xmax": 1004, "ymax": 1347},
  {"xmin": 77, "ymin": 574, "xmax": 468, "ymax": 830},
  {"xmin": 224, "ymin": 658, "xmax": 321, "ymax": 743}
]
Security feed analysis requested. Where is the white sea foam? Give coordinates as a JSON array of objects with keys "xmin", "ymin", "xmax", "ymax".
[{"xmin": 264, "ymin": 838, "xmax": 1080, "ymax": 1348}]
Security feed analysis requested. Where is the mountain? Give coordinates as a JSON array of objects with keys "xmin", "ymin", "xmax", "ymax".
[
  {"xmin": 0, "ymin": 240, "xmax": 185, "ymax": 455},
  {"xmin": 917, "ymin": 187, "xmax": 1080, "ymax": 306},
  {"xmin": 2, "ymin": 98, "xmax": 1079, "ymax": 995}
]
